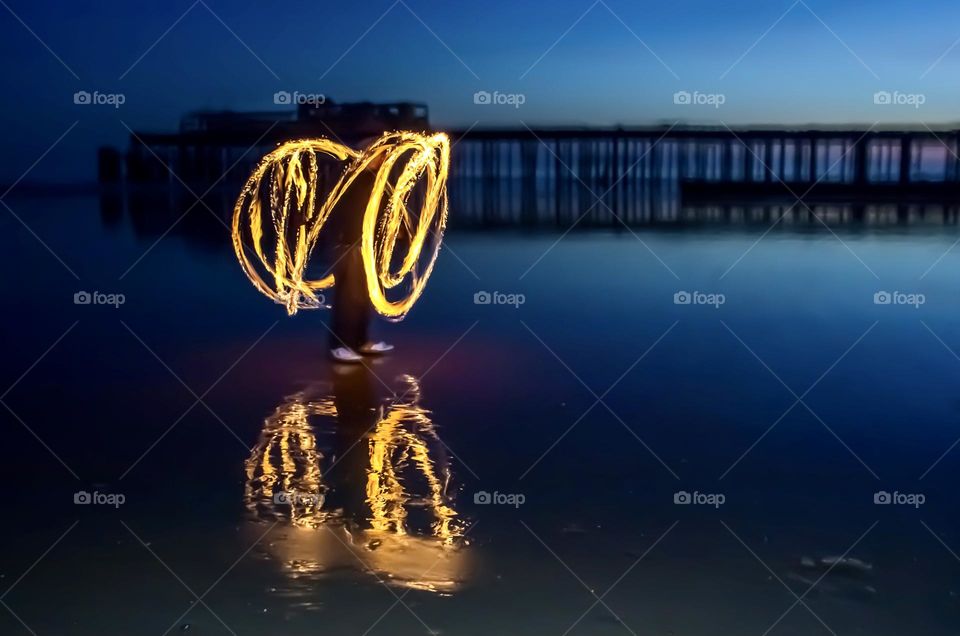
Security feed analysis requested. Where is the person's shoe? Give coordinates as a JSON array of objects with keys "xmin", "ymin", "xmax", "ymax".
[
  {"xmin": 330, "ymin": 346, "xmax": 364, "ymax": 363},
  {"xmin": 359, "ymin": 341, "xmax": 395, "ymax": 355}
]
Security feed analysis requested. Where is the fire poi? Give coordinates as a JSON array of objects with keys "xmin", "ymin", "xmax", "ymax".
[{"xmin": 232, "ymin": 132, "xmax": 450, "ymax": 320}]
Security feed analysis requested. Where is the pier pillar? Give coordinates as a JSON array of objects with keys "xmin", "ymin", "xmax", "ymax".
[
  {"xmin": 853, "ymin": 135, "xmax": 869, "ymax": 185},
  {"xmin": 577, "ymin": 140, "xmax": 592, "ymax": 222},
  {"xmin": 899, "ymin": 136, "xmax": 912, "ymax": 184},
  {"xmin": 774, "ymin": 139, "xmax": 783, "ymax": 182},
  {"xmin": 721, "ymin": 140, "xmax": 732, "ymax": 181},
  {"xmin": 554, "ymin": 140, "xmax": 563, "ymax": 224},
  {"xmin": 810, "ymin": 139, "xmax": 818, "ymax": 183},
  {"xmin": 481, "ymin": 141, "xmax": 493, "ymax": 223},
  {"xmin": 791, "ymin": 140, "xmax": 802, "ymax": 182},
  {"xmin": 521, "ymin": 140, "xmax": 538, "ymax": 224},
  {"xmin": 764, "ymin": 139, "xmax": 773, "ymax": 182},
  {"xmin": 97, "ymin": 147, "xmax": 122, "ymax": 183},
  {"xmin": 743, "ymin": 139, "xmax": 754, "ymax": 182}
]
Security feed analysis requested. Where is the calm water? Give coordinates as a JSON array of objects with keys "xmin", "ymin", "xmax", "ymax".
[{"xmin": 2, "ymin": 193, "xmax": 960, "ymax": 634}]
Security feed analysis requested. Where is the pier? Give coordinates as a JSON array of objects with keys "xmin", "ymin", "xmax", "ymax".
[
  {"xmin": 103, "ymin": 109, "xmax": 960, "ymax": 228},
  {"xmin": 441, "ymin": 126, "xmax": 960, "ymax": 226}
]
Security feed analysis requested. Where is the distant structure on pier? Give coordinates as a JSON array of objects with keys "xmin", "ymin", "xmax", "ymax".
[{"xmin": 98, "ymin": 98, "xmax": 429, "ymax": 185}]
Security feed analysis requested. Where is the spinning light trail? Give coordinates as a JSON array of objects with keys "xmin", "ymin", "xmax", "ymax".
[
  {"xmin": 244, "ymin": 376, "xmax": 461, "ymax": 539},
  {"xmin": 232, "ymin": 132, "xmax": 450, "ymax": 320},
  {"xmin": 244, "ymin": 376, "xmax": 468, "ymax": 592}
]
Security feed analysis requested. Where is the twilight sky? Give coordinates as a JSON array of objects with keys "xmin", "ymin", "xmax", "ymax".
[{"xmin": 3, "ymin": 0, "xmax": 960, "ymax": 182}]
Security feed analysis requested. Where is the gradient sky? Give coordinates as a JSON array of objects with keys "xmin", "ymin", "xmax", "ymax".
[{"xmin": 3, "ymin": 0, "xmax": 960, "ymax": 182}]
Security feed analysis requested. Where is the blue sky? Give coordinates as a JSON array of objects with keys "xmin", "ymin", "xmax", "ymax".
[{"xmin": 3, "ymin": 0, "xmax": 960, "ymax": 182}]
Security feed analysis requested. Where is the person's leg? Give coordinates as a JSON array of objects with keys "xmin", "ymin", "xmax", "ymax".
[
  {"xmin": 329, "ymin": 245, "xmax": 370, "ymax": 352},
  {"xmin": 329, "ymin": 246, "xmax": 349, "ymax": 351}
]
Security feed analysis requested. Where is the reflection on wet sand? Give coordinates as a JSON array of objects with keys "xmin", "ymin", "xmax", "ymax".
[{"xmin": 244, "ymin": 366, "xmax": 470, "ymax": 596}]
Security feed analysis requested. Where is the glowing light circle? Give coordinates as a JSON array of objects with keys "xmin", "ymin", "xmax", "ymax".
[{"xmin": 232, "ymin": 131, "xmax": 450, "ymax": 320}]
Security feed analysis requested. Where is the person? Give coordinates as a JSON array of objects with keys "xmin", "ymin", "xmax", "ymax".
[{"xmin": 326, "ymin": 141, "xmax": 394, "ymax": 363}]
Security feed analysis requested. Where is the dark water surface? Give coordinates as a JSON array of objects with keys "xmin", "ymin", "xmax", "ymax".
[{"xmin": 2, "ymin": 194, "xmax": 960, "ymax": 634}]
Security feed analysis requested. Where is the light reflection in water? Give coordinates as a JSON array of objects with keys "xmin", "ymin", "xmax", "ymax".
[{"xmin": 244, "ymin": 367, "xmax": 470, "ymax": 595}]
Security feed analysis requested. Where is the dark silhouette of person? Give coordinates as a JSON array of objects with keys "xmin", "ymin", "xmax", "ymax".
[{"xmin": 325, "ymin": 145, "xmax": 393, "ymax": 363}]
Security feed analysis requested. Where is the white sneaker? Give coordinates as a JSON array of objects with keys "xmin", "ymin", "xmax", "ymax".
[
  {"xmin": 330, "ymin": 346, "xmax": 363, "ymax": 363},
  {"xmin": 359, "ymin": 341, "xmax": 395, "ymax": 355}
]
